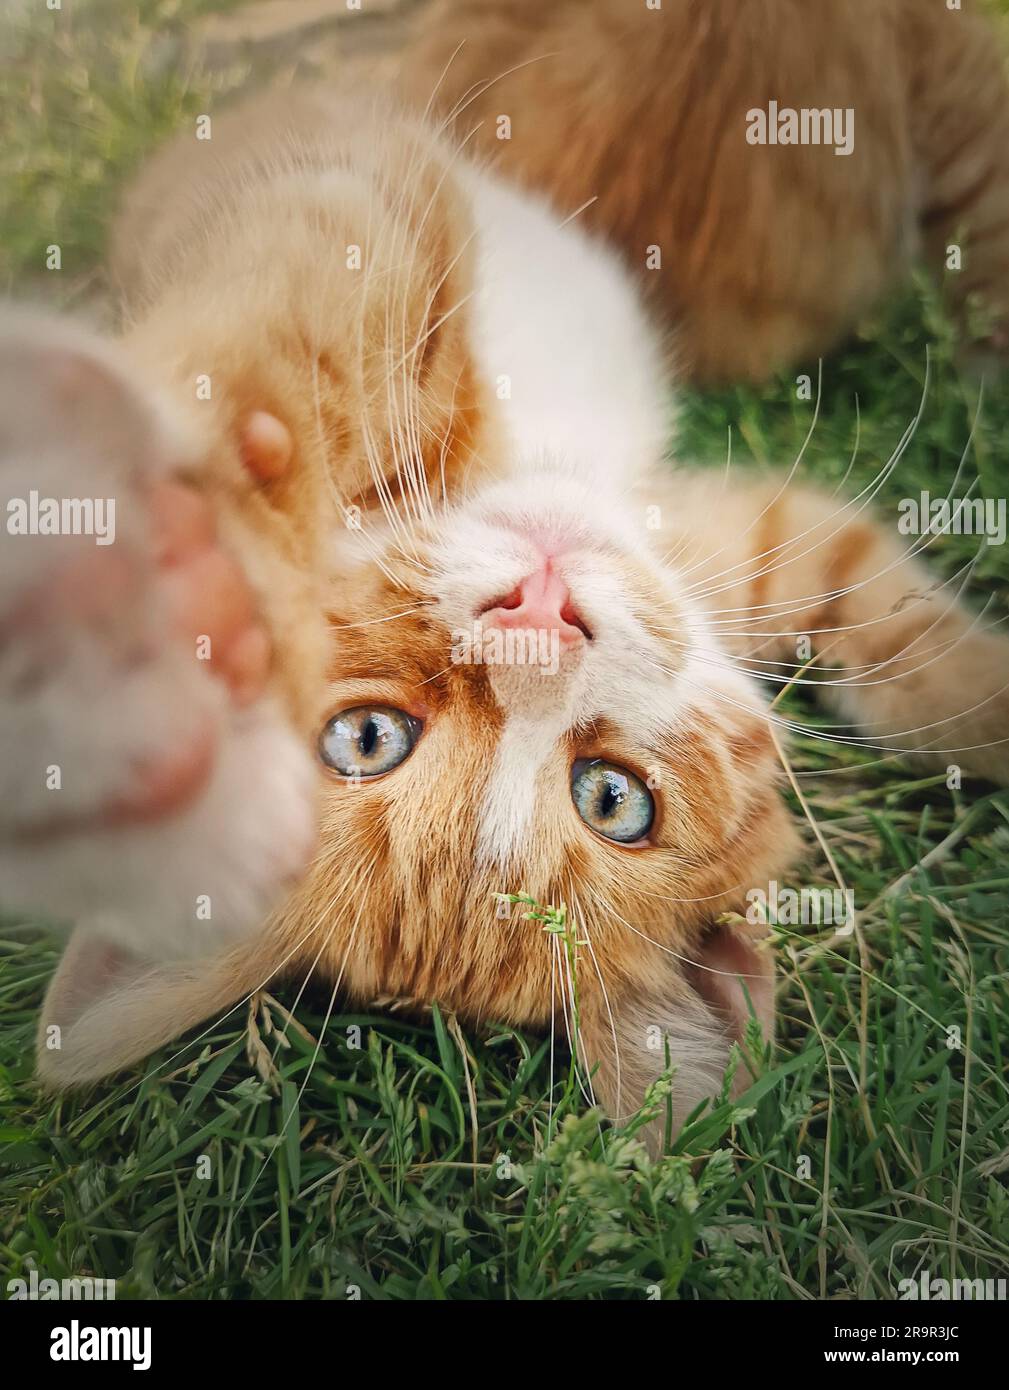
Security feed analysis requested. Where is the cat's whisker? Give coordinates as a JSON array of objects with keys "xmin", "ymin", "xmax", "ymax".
[
  {"xmin": 688, "ymin": 489, "xmax": 985, "ymax": 626},
  {"xmin": 380, "ymin": 226, "xmax": 430, "ymax": 552},
  {"xmin": 327, "ymin": 605, "xmax": 427, "ymax": 630},
  {"xmin": 391, "ymin": 314, "xmax": 441, "ymax": 537},
  {"xmin": 323, "ymin": 469, "xmax": 411, "ymax": 581},
  {"xmin": 672, "ymin": 361, "xmax": 911, "ymax": 591},
  {"xmin": 583, "ymin": 882, "xmax": 769, "ymax": 977},
  {"xmin": 400, "ymin": 331, "xmax": 435, "ymax": 535},
  {"xmin": 660, "ymin": 531, "xmax": 706, "ymax": 573},
  {"xmin": 668, "ymin": 359, "xmax": 827, "ymax": 584},
  {"xmin": 266, "ymin": 843, "xmax": 383, "ymax": 1052},
  {"xmin": 680, "ymin": 603, "xmax": 996, "ymax": 685},
  {"xmin": 766, "ymin": 587, "xmax": 1003, "ymax": 700},
  {"xmin": 389, "ymin": 270, "xmax": 478, "ymax": 386},
  {"xmin": 768, "ymin": 725, "xmax": 855, "ymax": 922},
  {"xmin": 389, "ymin": 218, "xmax": 430, "ymax": 537},
  {"xmin": 686, "ymin": 450, "xmax": 981, "ymax": 625},
  {"xmin": 678, "ymin": 488, "xmax": 984, "ymax": 630},
  {"xmin": 570, "ymin": 886, "xmax": 620, "ymax": 1117},
  {"xmin": 665, "ymin": 549, "xmax": 1002, "ymax": 681},
  {"xmin": 645, "ymin": 653, "xmax": 1009, "ymax": 760},
  {"xmin": 372, "ymin": 334, "xmax": 433, "ymax": 542},
  {"xmin": 679, "ymin": 366, "xmax": 946, "ymax": 605},
  {"xmin": 301, "ymin": 290, "xmax": 422, "ymax": 583},
  {"xmin": 830, "ymin": 393, "xmax": 862, "ymax": 498},
  {"xmin": 436, "ymin": 51, "xmax": 562, "ymax": 136},
  {"xmin": 547, "ymin": 923, "xmax": 558, "ymax": 1141},
  {"xmin": 436, "ymin": 363, "xmax": 469, "ymax": 507},
  {"xmin": 394, "ymin": 196, "xmax": 478, "ymax": 436},
  {"xmin": 553, "ymin": 930, "xmax": 596, "ymax": 1109},
  {"xmin": 360, "ymin": 411, "xmax": 424, "ymax": 571},
  {"xmin": 556, "ymin": 195, "xmax": 600, "ymax": 229},
  {"xmin": 671, "ymin": 613, "xmax": 1009, "ymax": 706},
  {"xmin": 417, "ymin": 659, "xmax": 460, "ymax": 687},
  {"xmin": 640, "ymin": 653, "xmax": 868, "ymax": 740},
  {"xmin": 420, "ymin": 38, "xmax": 468, "ymax": 127},
  {"xmin": 676, "ymin": 358, "xmax": 953, "ymax": 601},
  {"xmin": 792, "ymin": 748, "xmax": 971, "ymax": 777},
  {"xmin": 351, "ymin": 185, "xmax": 433, "ymax": 563},
  {"xmin": 364, "ymin": 125, "xmax": 489, "ymax": 530},
  {"xmin": 372, "ymin": 142, "xmax": 485, "ymax": 543}
]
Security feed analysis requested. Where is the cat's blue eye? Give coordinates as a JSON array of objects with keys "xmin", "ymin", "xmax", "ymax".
[
  {"xmin": 571, "ymin": 758, "xmax": 654, "ymax": 843},
  {"xmin": 319, "ymin": 706, "xmax": 421, "ymax": 777}
]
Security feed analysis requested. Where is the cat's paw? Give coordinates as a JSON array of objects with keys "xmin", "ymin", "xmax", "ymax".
[{"xmin": 0, "ymin": 311, "xmax": 316, "ymax": 960}]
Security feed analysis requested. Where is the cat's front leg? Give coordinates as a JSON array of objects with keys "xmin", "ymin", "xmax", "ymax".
[
  {"xmin": 0, "ymin": 311, "xmax": 317, "ymax": 964},
  {"xmin": 673, "ymin": 475, "xmax": 1009, "ymax": 786}
]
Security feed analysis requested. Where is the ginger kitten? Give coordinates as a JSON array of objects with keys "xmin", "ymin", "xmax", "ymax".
[{"xmin": 2, "ymin": 88, "xmax": 1006, "ymax": 1145}]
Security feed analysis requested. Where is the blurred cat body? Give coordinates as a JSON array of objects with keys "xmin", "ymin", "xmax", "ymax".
[
  {"xmin": 399, "ymin": 0, "xmax": 1009, "ymax": 380},
  {"xmin": 5, "ymin": 90, "xmax": 1007, "ymax": 1139}
]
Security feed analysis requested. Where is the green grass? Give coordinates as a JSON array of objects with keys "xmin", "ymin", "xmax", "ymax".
[{"xmin": 2, "ymin": 0, "xmax": 1009, "ymax": 1300}]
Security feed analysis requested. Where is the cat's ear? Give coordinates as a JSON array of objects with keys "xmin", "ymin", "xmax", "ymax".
[
  {"xmin": 683, "ymin": 915, "xmax": 776, "ymax": 1057},
  {"xmin": 35, "ymin": 928, "xmax": 267, "ymax": 1089},
  {"xmin": 578, "ymin": 917, "xmax": 775, "ymax": 1156}
]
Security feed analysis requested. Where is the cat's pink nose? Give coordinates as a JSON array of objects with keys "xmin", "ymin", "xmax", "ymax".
[{"xmin": 480, "ymin": 565, "xmax": 590, "ymax": 644}]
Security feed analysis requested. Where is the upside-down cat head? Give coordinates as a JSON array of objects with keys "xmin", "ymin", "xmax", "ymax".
[{"xmin": 280, "ymin": 456, "xmax": 800, "ymax": 1126}]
